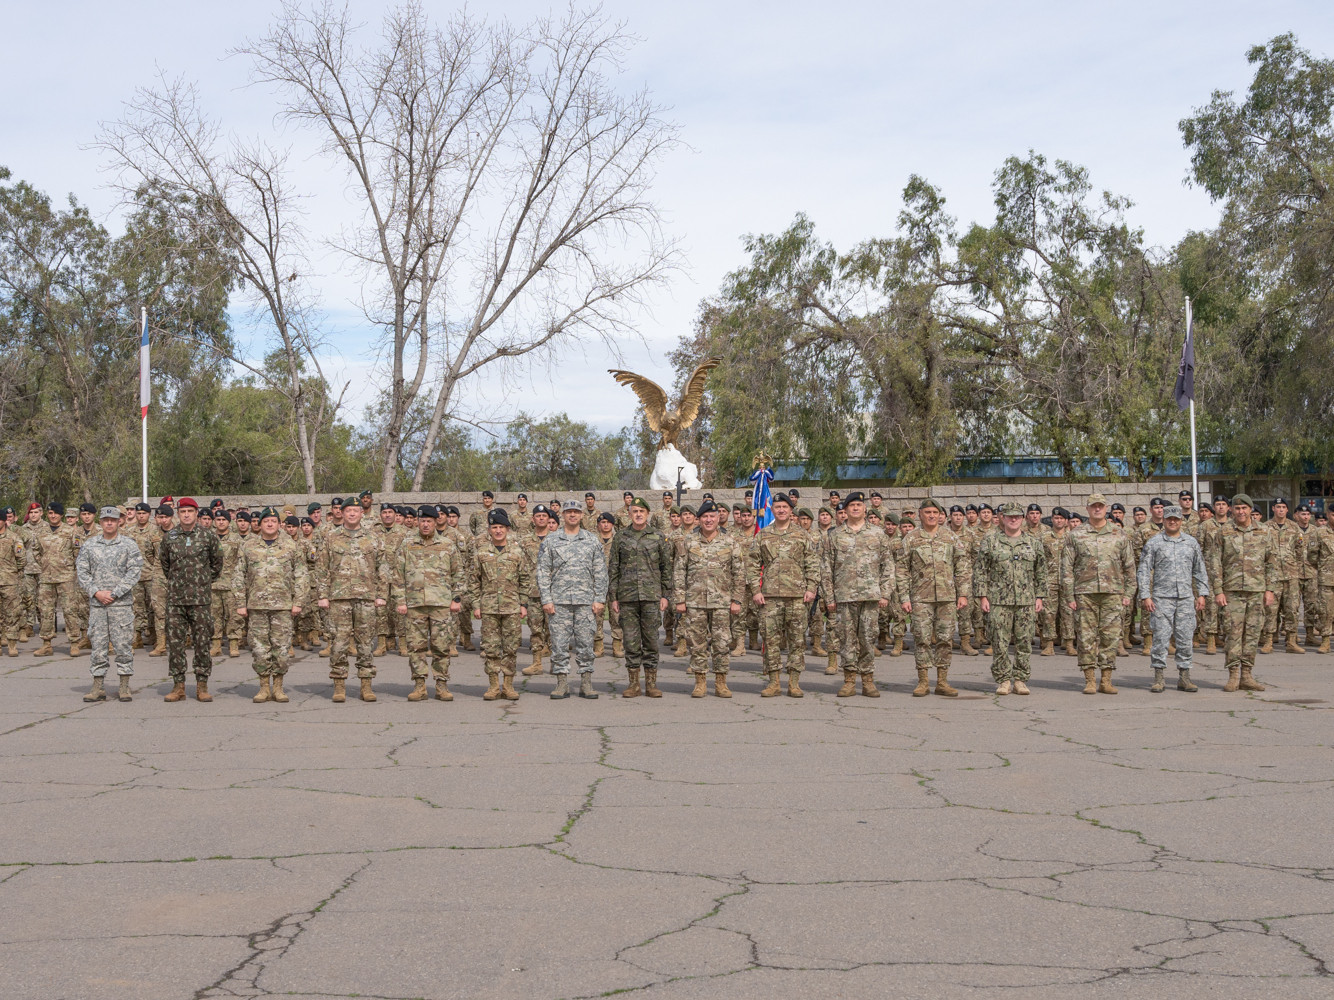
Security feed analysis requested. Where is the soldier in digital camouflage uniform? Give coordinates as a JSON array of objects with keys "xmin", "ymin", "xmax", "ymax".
[
  {"xmin": 673, "ymin": 499, "xmax": 742, "ymax": 698},
  {"xmin": 820, "ymin": 491, "xmax": 896, "ymax": 698},
  {"xmin": 975, "ymin": 502, "xmax": 1046, "ymax": 695},
  {"xmin": 607, "ymin": 498, "xmax": 672, "ymax": 698},
  {"xmin": 1061, "ymin": 493, "xmax": 1135, "ymax": 695},
  {"xmin": 519, "ymin": 504, "xmax": 555, "ymax": 676},
  {"xmin": 1137, "ymin": 506, "xmax": 1209, "ymax": 693},
  {"xmin": 391, "ymin": 505, "xmax": 464, "ymax": 702},
  {"xmin": 898, "ymin": 498, "xmax": 971, "ymax": 697},
  {"xmin": 317, "ymin": 500, "xmax": 388, "ymax": 702},
  {"xmin": 1208, "ymin": 494, "xmax": 1275, "ymax": 692},
  {"xmin": 157, "ymin": 498, "xmax": 223, "ymax": 702},
  {"xmin": 750, "ymin": 493, "xmax": 818, "ymax": 698},
  {"xmin": 472, "ymin": 508, "xmax": 531, "ymax": 701},
  {"xmin": 0, "ymin": 511, "xmax": 26, "ymax": 656},
  {"xmin": 1261, "ymin": 498, "xmax": 1305, "ymax": 655},
  {"xmin": 538, "ymin": 502, "xmax": 607, "ymax": 700},
  {"xmin": 235, "ymin": 507, "xmax": 307, "ymax": 704},
  {"xmin": 75, "ymin": 507, "xmax": 143, "ymax": 703},
  {"xmin": 34, "ymin": 501, "xmax": 85, "ymax": 656}
]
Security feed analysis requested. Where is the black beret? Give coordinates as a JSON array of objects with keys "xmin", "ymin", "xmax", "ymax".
[
  {"xmin": 870, "ymin": 491, "xmax": 883, "ymax": 499},
  {"xmin": 978, "ymin": 503, "xmax": 992, "ymax": 512},
  {"xmin": 330, "ymin": 497, "xmax": 344, "ymax": 506},
  {"xmin": 788, "ymin": 489, "xmax": 800, "ymax": 498},
  {"xmin": 1178, "ymin": 490, "xmax": 1193, "ymax": 499},
  {"xmin": 533, "ymin": 504, "xmax": 551, "ymax": 516},
  {"xmin": 300, "ymin": 516, "xmax": 314, "ymax": 526},
  {"xmin": 1132, "ymin": 506, "xmax": 1145, "ymax": 514},
  {"xmin": 965, "ymin": 504, "xmax": 977, "ymax": 512},
  {"xmin": 1052, "ymin": 507, "xmax": 1068, "ymax": 518},
  {"xmin": 235, "ymin": 510, "xmax": 252, "ymax": 521},
  {"xmin": 597, "ymin": 511, "xmax": 616, "ymax": 524},
  {"xmin": 585, "ymin": 491, "xmax": 596, "ymax": 498},
  {"xmin": 1150, "ymin": 497, "xmax": 1166, "ymax": 507},
  {"xmin": 663, "ymin": 491, "xmax": 674, "ymax": 498},
  {"xmin": 702, "ymin": 492, "xmax": 714, "ymax": 499},
  {"xmin": 1110, "ymin": 503, "xmax": 1125, "ymax": 512},
  {"xmin": 132, "ymin": 502, "xmax": 151, "ymax": 512},
  {"xmin": 155, "ymin": 504, "xmax": 173, "ymax": 516},
  {"xmin": 1297, "ymin": 504, "xmax": 1312, "ymax": 514},
  {"xmin": 281, "ymin": 515, "xmax": 298, "ymax": 526},
  {"xmin": 1213, "ymin": 496, "xmax": 1230, "ymax": 505},
  {"xmin": 446, "ymin": 505, "xmax": 460, "ymax": 516},
  {"xmin": 1026, "ymin": 503, "xmax": 1042, "ymax": 513},
  {"xmin": 48, "ymin": 501, "xmax": 65, "ymax": 515},
  {"xmin": 79, "ymin": 502, "xmax": 97, "ymax": 514},
  {"xmin": 199, "ymin": 507, "xmax": 214, "ymax": 516},
  {"xmin": 771, "ymin": 493, "xmax": 793, "ymax": 507},
  {"xmin": 844, "ymin": 491, "xmax": 866, "ymax": 504},
  {"xmin": 215, "ymin": 509, "xmax": 232, "ymax": 521},
  {"xmin": 1273, "ymin": 496, "xmax": 1289, "ymax": 506},
  {"xmin": 828, "ymin": 490, "xmax": 840, "ymax": 497},
  {"xmin": 949, "ymin": 505, "xmax": 964, "ymax": 514},
  {"xmin": 488, "ymin": 509, "xmax": 510, "ymax": 527},
  {"xmin": 624, "ymin": 491, "xmax": 635, "ymax": 498},
  {"xmin": 697, "ymin": 499, "xmax": 718, "ymax": 515},
  {"xmin": 418, "ymin": 504, "xmax": 438, "ymax": 519}
]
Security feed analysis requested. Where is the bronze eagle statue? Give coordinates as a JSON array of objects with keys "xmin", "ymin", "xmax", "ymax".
[{"xmin": 608, "ymin": 357, "xmax": 722, "ymax": 449}]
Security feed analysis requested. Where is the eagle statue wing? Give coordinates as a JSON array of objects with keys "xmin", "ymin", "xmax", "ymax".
[
  {"xmin": 608, "ymin": 369, "xmax": 669, "ymax": 433},
  {"xmin": 675, "ymin": 356, "xmax": 722, "ymax": 429}
]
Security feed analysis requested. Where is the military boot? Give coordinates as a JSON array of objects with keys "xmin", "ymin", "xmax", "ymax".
[
  {"xmin": 690, "ymin": 672, "xmax": 707, "ymax": 698},
  {"xmin": 982, "ymin": 645, "xmax": 993, "ymax": 656},
  {"xmin": 348, "ymin": 639, "xmax": 357, "ymax": 655},
  {"xmin": 1013, "ymin": 679, "xmax": 1030, "ymax": 695},
  {"xmin": 1116, "ymin": 640, "xmax": 1128, "ymax": 657},
  {"xmin": 332, "ymin": 679, "xmax": 347, "ymax": 702},
  {"xmin": 674, "ymin": 637, "xmax": 687, "ymax": 657},
  {"xmin": 960, "ymin": 635, "xmax": 977, "ymax": 656},
  {"xmin": 594, "ymin": 635, "xmax": 605, "ymax": 657},
  {"xmin": 359, "ymin": 677, "xmax": 376, "ymax": 702},
  {"xmin": 1177, "ymin": 670, "xmax": 1198, "ymax": 693},
  {"xmin": 644, "ymin": 668, "xmax": 662, "ymax": 698},
  {"xmin": 407, "ymin": 678, "xmax": 428, "ymax": 701},
  {"xmin": 1082, "ymin": 667, "xmax": 1097, "ymax": 694},
  {"xmin": 550, "ymin": 673, "xmax": 570, "ymax": 700},
  {"xmin": 729, "ymin": 638, "xmax": 744, "ymax": 657},
  {"xmin": 522, "ymin": 651, "xmax": 545, "ymax": 676},
  {"xmin": 760, "ymin": 672, "xmax": 781, "ymax": 697},
  {"xmin": 210, "ymin": 638, "xmax": 222, "ymax": 657},
  {"xmin": 912, "ymin": 668, "xmax": 930, "ymax": 697},
  {"xmin": 1223, "ymin": 667, "xmax": 1241, "ymax": 692},
  {"xmin": 500, "ymin": 673, "xmax": 521, "ymax": 700},
  {"xmin": 1064, "ymin": 641, "xmax": 1077, "ymax": 656},
  {"xmin": 995, "ymin": 679, "xmax": 1011, "ymax": 696},
  {"xmin": 623, "ymin": 668, "xmax": 642, "ymax": 698},
  {"xmin": 891, "ymin": 638, "xmax": 903, "ymax": 657},
  {"xmin": 1150, "ymin": 668, "xmax": 1165, "ymax": 694},
  {"xmin": 5, "ymin": 640, "xmax": 15, "ymax": 657},
  {"xmin": 434, "ymin": 679, "xmax": 452, "ymax": 701},
  {"xmin": 837, "ymin": 669, "xmax": 857, "ymax": 697},
  {"xmin": 1259, "ymin": 634, "xmax": 1274, "ymax": 654},
  {"xmin": 748, "ymin": 629, "xmax": 760, "ymax": 650},
  {"xmin": 1040, "ymin": 640, "xmax": 1054, "ymax": 656},
  {"xmin": 1206, "ymin": 635, "xmax": 1218, "ymax": 654},
  {"xmin": 294, "ymin": 632, "xmax": 309, "ymax": 652},
  {"xmin": 271, "ymin": 676, "xmax": 289, "ymax": 703},
  {"xmin": 1320, "ymin": 636, "xmax": 1331, "ymax": 654},
  {"xmin": 149, "ymin": 638, "xmax": 166, "ymax": 657},
  {"xmin": 1286, "ymin": 634, "xmax": 1305, "ymax": 654},
  {"xmin": 613, "ymin": 638, "xmax": 624, "ymax": 658},
  {"xmin": 118, "ymin": 676, "xmax": 133, "ymax": 702},
  {"xmin": 164, "ymin": 680, "xmax": 187, "ymax": 702},
  {"xmin": 132, "ymin": 630, "xmax": 143, "ymax": 649},
  {"xmin": 1098, "ymin": 669, "xmax": 1117, "ymax": 694},
  {"xmin": 253, "ymin": 676, "xmax": 272, "ymax": 703},
  {"xmin": 812, "ymin": 637, "xmax": 827, "ymax": 657},
  {"xmin": 373, "ymin": 636, "xmax": 387, "ymax": 657},
  {"xmin": 825, "ymin": 652, "xmax": 839, "ymax": 675},
  {"xmin": 861, "ymin": 672, "xmax": 879, "ymax": 698},
  {"xmin": 577, "ymin": 673, "xmax": 598, "ymax": 699},
  {"xmin": 319, "ymin": 636, "xmax": 331, "ymax": 657},
  {"xmin": 934, "ymin": 668, "xmax": 958, "ymax": 697},
  {"xmin": 712, "ymin": 673, "xmax": 731, "ymax": 698},
  {"xmin": 195, "ymin": 678, "xmax": 212, "ymax": 702},
  {"xmin": 787, "ymin": 670, "xmax": 804, "ymax": 698},
  {"xmin": 1139, "ymin": 630, "xmax": 1152, "ymax": 655},
  {"xmin": 229, "ymin": 640, "xmax": 240, "ymax": 658},
  {"xmin": 35, "ymin": 640, "xmax": 53, "ymax": 656},
  {"xmin": 83, "ymin": 676, "xmax": 106, "ymax": 702},
  {"xmin": 460, "ymin": 632, "xmax": 474, "ymax": 652},
  {"xmin": 1239, "ymin": 667, "xmax": 1266, "ymax": 692}
]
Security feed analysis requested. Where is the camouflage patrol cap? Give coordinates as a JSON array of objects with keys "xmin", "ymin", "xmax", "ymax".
[
  {"xmin": 1086, "ymin": 493, "xmax": 1109, "ymax": 506},
  {"xmin": 98, "ymin": 506, "xmax": 121, "ymax": 519},
  {"xmin": 997, "ymin": 502, "xmax": 1024, "ymax": 516},
  {"xmin": 1164, "ymin": 505, "xmax": 1184, "ymax": 519},
  {"xmin": 281, "ymin": 504, "xmax": 295, "ymax": 518},
  {"xmin": 562, "ymin": 500, "xmax": 583, "ymax": 512}
]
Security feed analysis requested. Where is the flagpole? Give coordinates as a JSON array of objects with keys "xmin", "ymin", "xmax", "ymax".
[
  {"xmin": 1186, "ymin": 297, "xmax": 1198, "ymax": 502},
  {"xmin": 140, "ymin": 307, "xmax": 148, "ymax": 504}
]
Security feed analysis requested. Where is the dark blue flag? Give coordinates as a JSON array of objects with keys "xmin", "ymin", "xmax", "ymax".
[{"xmin": 1174, "ymin": 320, "xmax": 1194, "ymax": 410}]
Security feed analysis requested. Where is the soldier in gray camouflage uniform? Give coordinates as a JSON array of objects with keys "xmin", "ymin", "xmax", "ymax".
[
  {"xmin": 75, "ymin": 507, "xmax": 145, "ymax": 703},
  {"xmin": 538, "ymin": 501, "xmax": 608, "ymax": 700},
  {"xmin": 1138, "ymin": 506, "xmax": 1210, "ymax": 693},
  {"xmin": 974, "ymin": 502, "xmax": 1046, "ymax": 695}
]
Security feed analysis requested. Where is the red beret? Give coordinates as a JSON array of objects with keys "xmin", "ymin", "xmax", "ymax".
[{"xmin": 177, "ymin": 497, "xmax": 199, "ymax": 509}]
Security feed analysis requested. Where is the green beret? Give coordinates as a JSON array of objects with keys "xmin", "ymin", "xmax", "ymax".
[
  {"xmin": 630, "ymin": 497, "xmax": 651, "ymax": 511},
  {"xmin": 918, "ymin": 498, "xmax": 945, "ymax": 513},
  {"xmin": 258, "ymin": 506, "xmax": 280, "ymax": 521},
  {"xmin": 679, "ymin": 504, "xmax": 696, "ymax": 516},
  {"xmin": 885, "ymin": 511, "xmax": 901, "ymax": 525},
  {"xmin": 797, "ymin": 507, "xmax": 814, "ymax": 519},
  {"xmin": 1231, "ymin": 493, "xmax": 1254, "ymax": 508}
]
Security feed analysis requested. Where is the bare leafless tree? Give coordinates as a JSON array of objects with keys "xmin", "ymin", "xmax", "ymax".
[
  {"xmin": 98, "ymin": 75, "xmax": 347, "ymax": 495},
  {"xmin": 240, "ymin": 1, "xmax": 680, "ymax": 490}
]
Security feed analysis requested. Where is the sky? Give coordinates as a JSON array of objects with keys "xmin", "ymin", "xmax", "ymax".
[{"xmin": 4, "ymin": 1, "xmax": 1333, "ymax": 436}]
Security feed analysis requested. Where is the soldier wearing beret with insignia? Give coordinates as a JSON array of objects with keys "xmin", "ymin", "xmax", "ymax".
[
  {"xmin": 898, "ymin": 497, "xmax": 971, "ymax": 697},
  {"xmin": 158, "ymin": 498, "xmax": 224, "ymax": 702}
]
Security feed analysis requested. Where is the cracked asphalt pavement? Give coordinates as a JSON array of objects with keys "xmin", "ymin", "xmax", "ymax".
[{"xmin": 3, "ymin": 639, "xmax": 1332, "ymax": 999}]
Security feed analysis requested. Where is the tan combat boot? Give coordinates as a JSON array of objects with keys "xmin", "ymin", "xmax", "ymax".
[
  {"xmin": 1206, "ymin": 635, "xmax": 1217, "ymax": 654},
  {"xmin": 4, "ymin": 640, "xmax": 14, "ymax": 657},
  {"xmin": 1223, "ymin": 667, "xmax": 1241, "ymax": 692},
  {"xmin": 1259, "ymin": 634, "xmax": 1274, "ymax": 654},
  {"xmin": 787, "ymin": 670, "xmax": 803, "ymax": 698},
  {"xmin": 132, "ymin": 631, "xmax": 143, "ymax": 649},
  {"xmin": 360, "ymin": 677, "xmax": 376, "ymax": 702},
  {"xmin": 118, "ymin": 676, "xmax": 133, "ymax": 701},
  {"xmin": 460, "ymin": 632, "xmax": 474, "ymax": 651},
  {"xmin": 1081, "ymin": 667, "xmax": 1097, "ymax": 694},
  {"xmin": 623, "ymin": 668, "xmax": 642, "ymax": 698},
  {"xmin": 83, "ymin": 676, "xmax": 106, "ymax": 702},
  {"xmin": 271, "ymin": 676, "xmax": 289, "ymax": 703},
  {"xmin": 891, "ymin": 638, "xmax": 903, "ymax": 657},
  {"xmin": 644, "ymin": 668, "xmax": 662, "ymax": 698},
  {"xmin": 501, "ymin": 674, "xmax": 520, "ymax": 700},
  {"xmin": 407, "ymin": 678, "xmax": 428, "ymax": 701},
  {"xmin": 1040, "ymin": 640, "xmax": 1054, "ymax": 656},
  {"xmin": 995, "ymin": 679, "xmax": 1012, "ymax": 696},
  {"xmin": 332, "ymin": 678, "xmax": 347, "ymax": 702},
  {"xmin": 1177, "ymin": 670, "xmax": 1198, "ymax": 692},
  {"xmin": 1065, "ymin": 641, "xmax": 1077, "ymax": 656},
  {"xmin": 1320, "ymin": 636, "xmax": 1331, "ymax": 654},
  {"xmin": 195, "ymin": 678, "xmax": 212, "ymax": 702},
  {"xmin": 960, "ymin": 635, "xmax": 977, "ymax": 656},
  {"xmin": 691, "ymin": 672, "xmax": 707, "ymax": 698},
  {"xmin": 1239, "ymin": 667, "xmax": 1266, "ymax": 691},
  {"xmin": 435, "ymin": 679, "xmax": 453, "ymax": 701},
  {"xmin": 522, "ymin": 652, "xmax": 545, "ymax": 676},
  {"xmin": 1149, "ymin": 668, "xmax": 1165, "ymax": 694},
  {"xmin": 760, "ymin": 672, "xmax": 781, "ymax": 697},
  {"xmin": 812, "ymin": 637, "xmax": 827, "ymax": 657},
  {"xmin": 35, "ymin": 640, "xmax": 53, "ymax": 656},
  {"xmin": 253, "ymin": 676, "xmax": 272, "ymax": 703},
  {"xmin": 825, "ymin": 652, "xmax": 838, "ymax": 675},
  {"xmin": 164, "ymin": 680, "xmax": 187, "ymax": 702},
  {"xmin": 713, "ymin": 673, "xmax": 732, "ymax": 698},
  {"xmin": 149, "ymin": 638, "xmax": 166, "ymax": 657},
  {"xmin": 674, "ymin": 637, "xmax": 687, "ymax": 657},
  {"xmin": 229, "ymin": 640, "xmax": 240, "ymax": 658},
  {"xmin": 861, "ymin": 672, "xmax": 879, "ymax": 698},
  {"xmin": 1013, "ymin": 679, "xmax": 1030, "ymax": 695},
  {"xmin": 1116, "ymin": 640, "xmax": 1128, "ymax": 657},
  {"xmin": 1098, "ymin": 669, "xmax": 1117, "ymax": 695},
  {"xmin": 1286, "ymin": 634, "xmax": 1305, "ymax": 654},
  {"xmin": 372, "ymin": 636, "xmax": 387, "ymax": 657},
  {"xmin": 982, "ymin": 645, "xmax": 993, "ymax": 656},
  {"xmin": 1139, "ymin": 631, "xmax": 1152, "ymax": 655},
  {"xmin": 837, "ymin": 669, "xmax": 857, "ymax": 697},
  {"xmin": 210, "ymin": 638, "xmax": 222, "ymax": 657},
  {"xmin": 594, "ymin": 636, "xmax": 604, "ymax": 657},
  {"xmin": 912, "ymin": 668, "xmax": 930, "ymax": 696},
  {"xmin": 613, "ymin": 638, "xmax": 624, "ymax": 658},
  {"xmin": 934, "ymin": 668, "xmax": 958, "ymax": 697},
  {"xmin": 319, "ymin": 634, "xmax": 332, "ymax": 656},
  {"xmin": 729, "ymin": 638, "xmax": 744, "ymax": 657}
]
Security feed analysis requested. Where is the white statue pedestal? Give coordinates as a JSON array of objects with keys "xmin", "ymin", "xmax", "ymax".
[{"xmin": 649, "ymin": 445, "xmax": 701, "ymax": 492}]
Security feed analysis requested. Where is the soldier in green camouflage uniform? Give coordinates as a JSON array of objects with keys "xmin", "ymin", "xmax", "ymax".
[
  {"xmin": 820, "ymin": 492, "xmax": 896, "ymax": 698},
  {"xmin": 316, "ymin": 501, "xmax": 388, "ymax": 702},
  {"xmin": 975, "ymin": 502, "xmax": 1047, "ymax": 695},
  {"xmin": 519, "ymin": 504, "xmax": 555, "ymax": 676},
  {"xmin": 1307, "ymin": 510, "xmax": 1334, "ymax": 654},
  {"xmin": 898, "ymin": 498, "xmax": 970, "ymax": 697},
  {"xmin": 75, "ymin": 507, "xmax": 143, "ymax": 702},
  {"xmin": 373, "ymin": 504, "xmax": 405, "ymax": 656},
  {"xmin": 594, "ymin": 513, "xmax": 622, "ymax": 658},
  {"xmin": 157, "ymin": 499, "xmax": 223, "ymax": 702},
  {"xmin": 1208, "ymin": 494, "xmax": 1276, "ymax": 692},
  {"xmin": 607, "ymin": 498, "xmax": 672, "ymax": 698},
  {"xmin": 1060, "ymin": 493, "xmax": 1135, "ymax": 695},
  {"xmin": 34, "ymin": 502, "xmax": 84, "ymax": 655},
  {"xmin": 750, "ymin": 493, "xmax": 818, "ymax": 698},
  {"xmin": 391, "ymin": 505, "xmax": 464, "ymax": 702},
  {"xmin": 0, "ymin": 512, "xmax": 26, "ymax": 656},
  {"xmin": 472, "ymin": 508, "xmax": 531, "ymax": 701},
  {"xmin": 234, "ymin": 507, "xmax": 307, "ymax": 704},
  {"xmin": 17, "ymin": 503, "xmax": 42, "ymax": 640},
  {"xmin": 1295, "ymin": 504, "xmax": 1323, "ymax": 649},
  {"xmin": 674, "ymin": 499, "xmax": 743, "ymax": 698},
  {"xmin": 1262, "ymin": 498, "xmax": 1305, "ymax": 654},
  {"xmin": 209, "ymin": 511, "xmax": 244, "ymax": 658}
]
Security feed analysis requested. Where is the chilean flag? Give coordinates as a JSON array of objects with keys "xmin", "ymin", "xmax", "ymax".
[{"xmin": 139, "ymin": 311, "xmax": 150, "ymax": 418}]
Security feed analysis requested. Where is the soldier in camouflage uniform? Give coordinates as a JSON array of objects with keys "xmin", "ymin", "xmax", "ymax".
[
  {"xmin": 1137, "ymin": 506, "xmax": 1209, "ymax": 693},
  {"xmin": 1060, "ymin": 493, "xmax": 1135, "ymax": 695},
  {"xmin": 975, "ymin": 502, "xmax": 1046, "ymax": 695},
  {"xmin": 34, "ymin": 501, "xmax": 84, "ymax": 655},
  {"xmin": 75, "ymin": 507, "xmax": 143, "ymax": 703},
  {"xmin": 0, "ymin": 512, "xmax": 26, "ymax": 656},
  {"xmin": 593, "ymin": 513, "xmax": 623, "ymax": 658},
  {"xmin": 294, "ymin": 517, "xmax": 320, "ymax": 649},
  {"xmin": 674, "ymin": 499, "xmax": 742, "ymax": 698},
  {"xmin": 810, "ymin": 507, "xmax": 840, "ymax": 672},
  {"xmin": 1038, "ymin": 508, "xmax": 1074, "ymax": 655},
  {"xmin": 1197, "ymin": 496, "xmax": 1230, "ymax": 654},
  {"xmin": 391, "ymin": 505, "xmax": 464, "ymax": 702},
  {"xmin": 147, "ymin": 505, "xmax": 175, "ymax": 657},
  {"xmin": 519, "ymin": 504, "xmax": 555, "ymax": 676},
  {"xmin": 469, "ymin": 490, "xmax": 500, "ymax": 536},
  {"xmin": 234, "ymin": 507, "xmax": 307, "ymax": 704},
  {"xmin": 442, "ymin": 506, "xmax": 475, "ymax": 653},
  {"xmin": 538, "ymin": 502, "xmax": 607, "ymax": 700},
  {"xmin": 898, "ymin": 498, "xmax": 970, "ymax": 697},
  {"xmin": 157, "ymin": 498, "xmax": 223, "ymax": 702},
  {"xmin": 316, "ymin": 501, "xmax": 388, "ymax": 702},
  {"xmin": 472, "ymin": 508, "xmax": 531, "ymax": 701},
  {"xmin": 1307, "ymin": 509, "xmax": 1334, "ymax": 654},
  {"xmin": 1127, "ymin": 503, "xmax": 1162, "ymax": 654},
  {"xmin": 18, "ymin": 503, "xmax": 43, "ymax": 640},
  {"xmin": 509, "ymin": 494, "xmax": 533, "ymax": 535},
  {"xmin": 607, "ymin": 498, "xmax": 672, "ymax": 698},
  {"xmin": 1261, "ymin": 498, "xmax": 1305, "ymax": 654},
  {"xmin": 373, "ymin": 503, "xmax": 406, "ymax": 656},
  {"xmin": 124, "ymin": 502, "xmax": 156, "ymax": 649},
  {"xmin": 1295, "ymin": 504, "xmax": 1323, "ymax": 650},
  {"xmin": 208, "ymin": 510, "xmax": 244, "ymax": 658},
  {"xmin": 1208, "ymin": 494, "xmax": 1276, "ymax": 692},
  {"xmin": 820, "ymin": 491, "xmax": 896, "ymax": 698},
  {"xmin": 750, "ymin": 493, "xmax": 818, "ymax": 697}
]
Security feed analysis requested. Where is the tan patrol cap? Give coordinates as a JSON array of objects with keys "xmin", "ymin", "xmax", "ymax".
[{"xmin": 1086, "ymin": 493, "xmax": 1109, "ymax": 506}]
